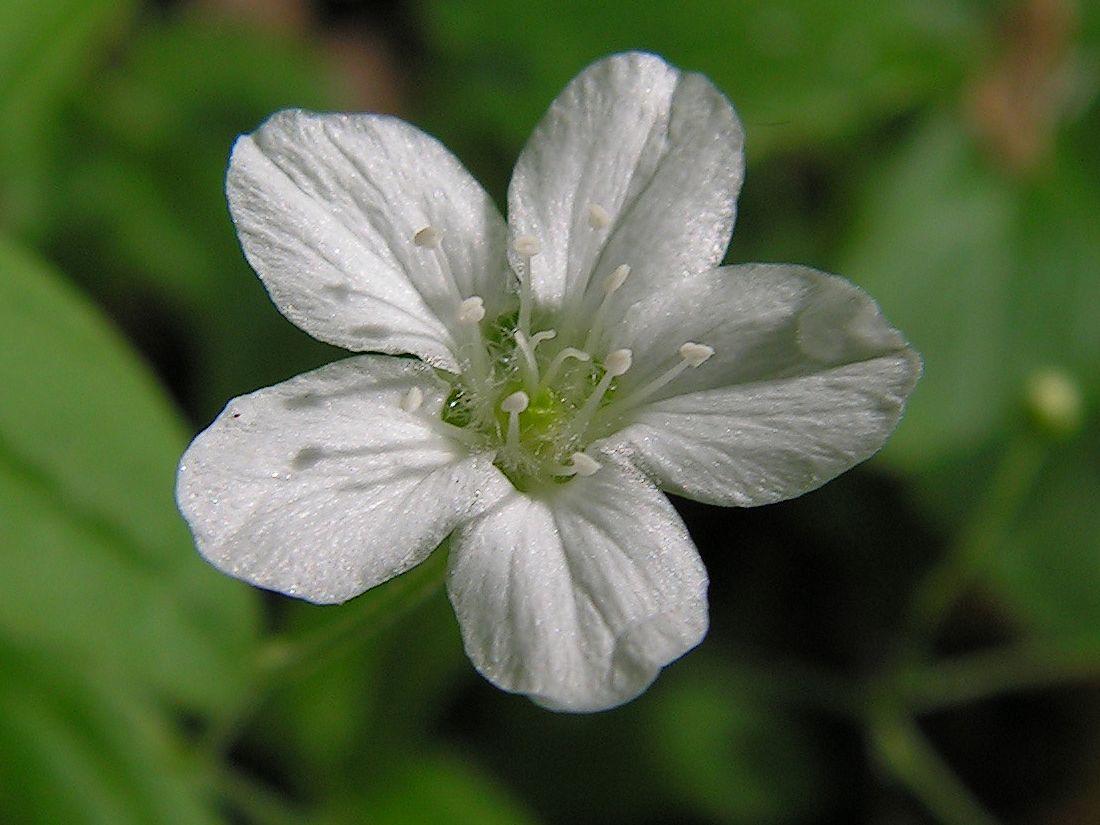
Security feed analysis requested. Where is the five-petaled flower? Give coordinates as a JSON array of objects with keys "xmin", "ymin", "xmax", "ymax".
[{"xmin": 177, "ymin": 52, "xmax": 920, "ymax": 712}]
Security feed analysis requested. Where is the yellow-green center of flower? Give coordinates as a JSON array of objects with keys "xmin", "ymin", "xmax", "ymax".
[
  {"xmin": 440, "ymin": 305, "xmax": 630, "ymax": 490},
  {"xmin": 411, "ymin": 223, "xmax": 716, "ymax": 491}
]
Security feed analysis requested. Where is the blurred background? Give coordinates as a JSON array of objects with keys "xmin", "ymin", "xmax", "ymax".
[{"xmin": 1, "ymin": 0, "xmax": 1098, "ymax": 822}]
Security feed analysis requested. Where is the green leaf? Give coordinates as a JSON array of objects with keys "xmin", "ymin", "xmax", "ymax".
[
  {"xmin": 51, "ymin": 13, "xmax": 346, "ymax": 420},
  {"xmin": 317, "ymin": 750, "xmax": 540, "ymax": 825},
  {"xmin": 0, "ymin": 639, "xmax": 224, "ymax": 825},
  {"xmin": 840, "ymin": 116, "xmax": 1017, "ymax": 468},
  {"xmin": 841, "ymin": 115, "xmax": 1100, "ymax": 469},
  {"xmin": 0, "ymin": 237, "xmax": 259, "ymax": 711},
  {"xmin": 58, "ymin": 13, "xmax": 337, "ymax": 306},
  {"xmin": 0, "ymin": 0, "xmax": 137, "ymax": 235},
  {"xmin": 248, "ymin": 556, "xmax": 468, "ymax": 789},
  {"xmin": 646, "ymin": 660, "xmax": 830, "ymax": 824},
  {"xmin": 990, "ymin": 433, "xmax": 1100, "ymax": 643},
  {"xmin": 420, "ymin": 0, "xmax": 982, "ymax": 176}
]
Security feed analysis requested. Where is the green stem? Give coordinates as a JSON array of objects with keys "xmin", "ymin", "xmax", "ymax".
[
  {"xmin": 198, "ymin": 546, "xmax": 449, "ymax": 757},
  {"xmin": 871, "ymin": 710, "xmax": 1003, "ymax": 825},
  {"xmin": 897, "ymin": 642, "xmax": 1100, "ymax": 713},
  {"xmin": 907, "ymin": 435, "xmax": 1045, "ymax": 650}
]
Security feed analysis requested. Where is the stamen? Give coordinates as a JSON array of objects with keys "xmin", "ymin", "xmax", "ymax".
[
  {"xmin": 500, "ymin": 391, "xmax": 529, "ymax": 452},
  {"xmin": 583, "ymin": 264, "xmax": 631, "ymax": 353},
  {"xmin": 413, "ymin": 225, "xmax": 442, "ymax": 248},
  {"xmin": 455, "ymin": 295, "xmax": 492, "ymax": 392},
  {"xmin": 569, "ymin": 349, "xmax": 632, "ymax": 439},
  {"xmin": 400, "ymin": 386, "xmax": 424, "ymax": 413},
  {"xmin": 457, "ymin": 296, "xmax": 485, "ymax": 325},
  {"xmin": 500, "ymin": 390, "xmax": 530, "ymax": 412},
  {"xmin": 539, "ymin": 347, "xmax": 591, "ymax": 390},
  {"xmin": 554, "ymin": 451, "xmax": 601, "ymax": 477},
  {"xmin": 604, "ymin": 349, "xmax": 633, "ymax": 377},
  {"xmin": 511, "ymin": 235, "xmax": 540, "ymax": 335},
  {"xmin": 679, "ymin": 342, "xmax": 714, "ymax": 367},
  {"xmin": 616, "ymin": 342, "xmax": 715, "ymax": 412},
  {"xmin": 513, "ymin": 330, "xmax": 540, "ymax": 393},
  {"xmin": 587, "ymin": 203, "xmax": 611, "ymax": 229}
]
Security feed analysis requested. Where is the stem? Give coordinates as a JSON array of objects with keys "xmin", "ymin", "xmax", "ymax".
[
  {"xmin": 871, "ymin": 710, "xmax": 1004, "ymax": 825},
  {"xmin": 198, "ymin": 547, "xmax": 449, "ymax": 756},
  {"xmin": 897, "ymin": 643, "xmax": 1100, "ymax": 713},
  {"xmin": 907, "ymin": 435, "xmax": 1045, "ymax": 649}
]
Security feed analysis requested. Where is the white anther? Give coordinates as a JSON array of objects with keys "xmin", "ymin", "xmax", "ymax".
[
  {"xmin": 512, "ymin": 235, "xmax": 541, "ymax": 257},
  {"xmin": 457, "ymin": 296, "xmax": 486, "ymax": 325},
  {"xmin": 500, "ymin": 391, "xmax": 530, "ymax": 414},
  {"xmin": 569, "ymin": 452, "xmax": 601, "ymax": 477},
  {"xmin": 604, "ymin": 264, "xmax": 631, "ymax": 294},
  {"xmin": 679, "ymin": 342, "xmax": 715, "ymax": 367},
  {"xmin": 587, "ymin": 203, "xmax": 611, "ymax": 229},
  {"xmin": 610, "ymin": 341, "xmax": 716, "ymax": 417},
  {"xmin": 501, "ymin": 390, "xmax": 529, "ymax": 451},
  {"xmin": 400, "ymin": 386, "xmax": 424, "ymax": 413},
  {"xmin": 413, "ymin": 225, "xmax": 442, "ymax": 248},
  {"xmin": 604, "ymin": 349, "xmax": 633, "ymax": 377}
]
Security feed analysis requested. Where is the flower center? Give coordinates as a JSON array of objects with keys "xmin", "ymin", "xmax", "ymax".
[{"xmin": 413, "ymin": 215, "xmax": 714, "ymax": 491}]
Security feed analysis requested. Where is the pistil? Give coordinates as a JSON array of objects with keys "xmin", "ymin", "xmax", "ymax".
[{"xmin": 539, "ymin": 347, "xmax": 591, "ymax": 391}]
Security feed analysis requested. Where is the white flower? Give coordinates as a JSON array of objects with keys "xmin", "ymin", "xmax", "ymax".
[{"xmin": 177, "ymin": 52, "xmax": 920, "ymax": 712}]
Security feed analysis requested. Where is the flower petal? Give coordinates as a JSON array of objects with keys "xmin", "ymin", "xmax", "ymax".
[
  {"xmin": 447, "ymin": 458, "xmax": 708, "ymax": 712},
  {"xmin": 508, "ymin": 52, "xmax": 743, "ymax": 319},
  {"xmin": 228, "ymin": 110, "xmax": 509, "ymax": 370},
  {"xmin": 176, "ymin": 356, "xmax": 509, "ymax": 604},
  {"xmin": 604, "ymin": 264, "xmax": 921, "ymax": 506}
]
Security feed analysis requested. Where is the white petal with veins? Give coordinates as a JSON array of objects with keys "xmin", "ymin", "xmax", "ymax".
[
  {"xmin": 605, "ymin": 264, "xmax": 920, "ymax": 506},
  {"xmin": 448, "ymin": 457, "xmax": 707, "ymax": 711},
  {"xmin": 228, "ymin": 111, "xmax": 509, "ymax": 371},
  {"xmin": 508, "ymin": 52, "xmax": 744, "ymax": 322},
  {"xmin": 177, "ymin": 355, "xmax": 509, "ymax": 603}
]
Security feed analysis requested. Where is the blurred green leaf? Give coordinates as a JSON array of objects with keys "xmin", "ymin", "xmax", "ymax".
[
  {"xmin": 62, "ymin": 13, "xmax": 339, "ymax": 304},
  {"xmin": 51, "ymin": 13, "xmax": 345, "ymax": 421},
  {"xmin": 317, "ymin": 749, "xmax": 540, "ymax": 825},
  {"xmin": 990, "ymin": 433, "xmax": 1100, "ymax": 643},
  {"xmin": 647, "ymin": 661, "xmax": 829, "ymax": 824},
  {"xmin": 250, "ymin": 562, "xmax": 469, "ymax": 791},
  {"xmin": 0, "ymin": 237, "xmax": 259, "ymax": 711},
  {"xmin": 841, "ymin": 114, "xmax": 1100, "ymax": 469},
  {"xmin": 1013, "ymin": 159, "xmax": 1100, "ymax": 382},
  {"xmin": 841, "ymin": 116, "xmax": 1016, "ymax": 468},
  {"xmin": 420, "ymin": 0, "xmax": 983, "ymax": 184},
  {"xmin": 0, "ymin": 0, "xmax": 136, "ymax": 235},
  {"xmin": 0, "ymin": 640, "xmax": 224, "ymax": 825}
]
